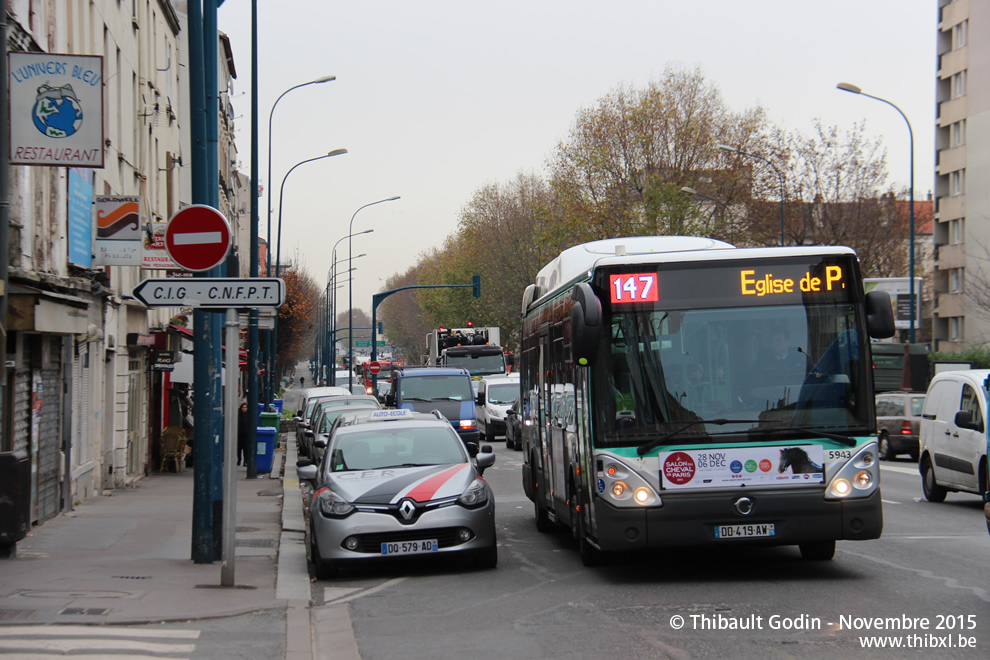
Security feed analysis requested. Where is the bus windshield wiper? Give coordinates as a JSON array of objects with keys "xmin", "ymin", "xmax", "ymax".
[
  {"xmin": 751, "ymin": 426, "xmax": 858, "ymax": 447},
  {"xmin": 637, "ymin": 419, "xmax": 753, "ymax": 456}
]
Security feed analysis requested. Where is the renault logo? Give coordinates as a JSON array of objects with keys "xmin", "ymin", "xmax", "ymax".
[
  {"xmin": 398, "ymin": 500, "xmax": 416, "ymax": 520},
  {"xmin": 734, "ymin": 497, "xmax": 754, "ymax": 516}
]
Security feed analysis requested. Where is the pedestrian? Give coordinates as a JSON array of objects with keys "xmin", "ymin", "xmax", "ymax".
[
  {"xmin": 237, "ymin": 402, "xmax": 249, "ymax": 466},
  {"xmin": 300, "ymin": 376, "xmax": 305, "ymax": 388}
]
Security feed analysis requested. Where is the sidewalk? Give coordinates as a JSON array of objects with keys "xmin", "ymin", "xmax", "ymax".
[{"xmin": 0, "ymin": 444, "xmax": 293, "ymax": 626}]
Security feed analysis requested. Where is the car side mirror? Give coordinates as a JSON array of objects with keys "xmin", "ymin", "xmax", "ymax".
[
  {"xmin": 475, "ymin": 451, "xmax": 496, "ymax": 475},
  {"xmin": 465, "ymin": 441, "xmax": 479, "ymax": 457},
  {"xmin": 506, "ymin": 408, "xmax": 517, "ymax": 416},
  {"xmin": 314, "ymin": 437, "xmax": 327, "ymax": 449},
  {"xmin": 954, "ymin": 410, "xmax": 983, "ymax": 432},
  {"xmin": 304, "ymin": 429, "xmax": 314, "ymax": 439},
  {"xmin": 386, "ymin": 394, "xmax": 395, "ymax": 407},
  {"xmin": 296, "ymin": 463, "xmax": 318, "ymax": 486},
  {"xmin": 476, "ymin": 393, "xmax": 484, "ymax": 406}
]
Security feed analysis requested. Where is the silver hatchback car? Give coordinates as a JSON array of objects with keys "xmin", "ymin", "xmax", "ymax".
[{"xmin": 297, "ymin": 409, "xmax": 497, "ymax": 579}]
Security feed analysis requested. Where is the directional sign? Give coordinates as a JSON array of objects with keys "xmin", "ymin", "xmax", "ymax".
[
  {"xmin": 132, "ymin": 278, "xmax": 286, "ymax": 308},
  {"xmin": 164, "ymin": 205, "xmax": 231, "ymax": 272},
  {"xmin": 368, "ymin": 361, "xmax": 382, "ymax": 374},
  {"xmin": 355, "ymin": 340, "xmax": 371, "ymax": 347}
]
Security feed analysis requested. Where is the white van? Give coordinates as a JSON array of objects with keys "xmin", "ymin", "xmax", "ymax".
[
  {"xmin": 918, "ymin": 369, "xmax": 990, "ymax": 502},
  {"xmin": 476, "ymin": 374, "xmax": 520, "ymax": 443}
]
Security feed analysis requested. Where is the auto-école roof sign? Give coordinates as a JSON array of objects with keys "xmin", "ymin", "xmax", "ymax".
[{"xmin": 8, "ymin": 52, "xmax": 104, "ymax": 167}]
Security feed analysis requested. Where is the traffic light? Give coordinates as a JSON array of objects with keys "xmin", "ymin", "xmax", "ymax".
[{"xmin": 472, "ymin": 274, "xmax": 481, "ymax": 298}]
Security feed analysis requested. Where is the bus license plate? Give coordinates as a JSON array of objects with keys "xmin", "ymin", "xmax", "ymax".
[
  {"xmin": 714, "ymin": 523, "xmax": 775, "ymax": 539},
  {"xmin": 381, "ymin": 540, "xmax": 439, "ymax": 555}
]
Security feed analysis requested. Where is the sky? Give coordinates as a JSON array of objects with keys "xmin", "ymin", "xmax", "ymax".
[{"xmin": 217, "ymin": 0, "xmax": 936, "ymax": 315}]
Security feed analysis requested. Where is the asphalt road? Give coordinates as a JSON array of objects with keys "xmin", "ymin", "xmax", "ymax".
[{"xmin": 309, "ymin": 442, "xmax": 990, "ymax": 660}]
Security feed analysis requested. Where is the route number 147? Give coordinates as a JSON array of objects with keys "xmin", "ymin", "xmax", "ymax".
[{"xmin": 609, "ymin": 273, "xmax": 659, "ymax": 304}]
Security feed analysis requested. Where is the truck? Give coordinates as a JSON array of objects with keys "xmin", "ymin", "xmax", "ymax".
[{"xmin": 425, "ymin": 326, "xmax": 506, "ymax": 380}]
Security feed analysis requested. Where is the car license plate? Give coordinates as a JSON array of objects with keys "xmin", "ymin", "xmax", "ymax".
[
  {"xmin": 713, "ymin": 523, "xmax": 775, "ymax": 539},
  {"xmin": 380, "ymin": 539, "xmax": 439, "ymax": 555}
]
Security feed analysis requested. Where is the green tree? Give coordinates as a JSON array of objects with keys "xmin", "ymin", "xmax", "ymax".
[{"xmin": 276, "ymin": 268, "xmax": 321, "ymax": 379}]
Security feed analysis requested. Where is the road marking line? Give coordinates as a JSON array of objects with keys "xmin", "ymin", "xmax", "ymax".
[
  {"xmin": 327, "ymin": 577, "xmax": 406, "ymax": 605},
  {"xmin": 0, "ymin": 627, "xmax": 200, "ymax": 639},
  {"xmin": 881, "ymin": 499, "xmax": 899, "ymax": 504},
  {"xmin": 880, "ymin": 464, "xmax": 918, "ymax": 476}
]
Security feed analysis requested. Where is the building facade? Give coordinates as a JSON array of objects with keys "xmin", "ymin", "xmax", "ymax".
[
  {"xmin": 2, "ymin": 0, "xmax": 244, "ymax": 529},
  {"xmin": 933, "ymin": 0, "xmax": 990, "ymax": 350}
]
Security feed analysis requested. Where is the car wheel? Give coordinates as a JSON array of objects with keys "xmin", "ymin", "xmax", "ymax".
[
  {"xmin": 310, "ymin": 527, "xmax": 338, "ymax": 580},
  {"xmin": 475, "ymin": 542, "xmax": 498, "ymax": 569},
  {"xmin": 485, "ymin": 423, "xmax": 495, "ymax": 444},
  {"xmin": 921, "ymin": 456, "xmax": 947, "ymax": 503},
  {"xmin": 878, "ymin": 433, "xmax": 892, "ymax": 461},
  {"xmin": 513, "ymin": 433, "xmax": 522, "ymax": 451},
  {"xmin": 799, "ymin": 540, "xmax": 835, "ymax": 561}
]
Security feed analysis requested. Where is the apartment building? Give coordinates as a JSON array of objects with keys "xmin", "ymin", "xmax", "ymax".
[{"xmin": 933, "ymin": 0, "xmax": 990, "ymax": 350}]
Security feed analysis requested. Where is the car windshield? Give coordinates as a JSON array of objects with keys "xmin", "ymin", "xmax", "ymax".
[
  {"xmin": 444, "ymin": 353, "xmax": 505, "ymax": 376},
  {"xmin": 329, "ymin": 427, "xmax": 466, "ymax": 472},
  {"xmin": 318, "ymin": 406, "xmax": 379, "ymax": 433},
  {"xmin": 400, "ymin": 375, "xmax": 474, "ymax": 402},
  {"xmin": 911, "ymin": 397, "xmax": 925, "ymax": 416},
  {"xmin": 488, "ymin": 383, "xmax": 519, "ymax": 405}
]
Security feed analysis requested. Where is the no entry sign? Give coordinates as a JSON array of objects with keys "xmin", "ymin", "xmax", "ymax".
[
  {"xmin": 368, "ymin": 361, "xmax": 382, "ymax": 374},
  {"xmin": 164, "ymin": 205, "xmax": 231, "ymax": 272}
]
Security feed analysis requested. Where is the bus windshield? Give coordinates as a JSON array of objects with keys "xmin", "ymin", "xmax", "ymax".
[{"xmin": 592, "ymin": 259, "xmax": 871, "ymax": 448}]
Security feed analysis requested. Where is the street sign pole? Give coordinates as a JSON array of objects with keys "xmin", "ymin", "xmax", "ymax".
[{"xmin": 221, "ymin": 308, "xmax": 238, "ymax": 586}]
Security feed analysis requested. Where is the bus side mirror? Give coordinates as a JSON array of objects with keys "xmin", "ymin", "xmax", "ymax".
[
  {"xmin": 865, "ymin": 290, "xmax": 895, "ymax": 339},
  {"xmin": 570, "ymin": 282, "xmax": 602, "ymax": 366}
]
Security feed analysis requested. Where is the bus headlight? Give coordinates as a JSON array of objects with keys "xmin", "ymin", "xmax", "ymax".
[
  {"xmin": 825, "ymin": 442, "xmax": 879, "ymax": 500},
  {"xmin": 598, "ymin": 455, "xmax": 661, "ymax": 507},
  {"xmin": 828, "ymin": 478, "xmax": 852, "ymax": 498}
]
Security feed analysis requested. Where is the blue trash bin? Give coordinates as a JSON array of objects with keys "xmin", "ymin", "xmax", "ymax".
[
  {"xmin": 273, "ymin": 399, "xmax": 283, "ymax": 414},
  {"xmin": 256, "ymin": 427, "xmax": 276, "ymax": 473},
  {"xmin": 256, "ymin": 403, "xmax": 265, "ymax": 425}
]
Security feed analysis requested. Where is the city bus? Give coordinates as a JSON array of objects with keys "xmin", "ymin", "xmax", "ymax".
[{"xmin": 518, "ymin": 236, "xmax": 895, "ymax": 565}]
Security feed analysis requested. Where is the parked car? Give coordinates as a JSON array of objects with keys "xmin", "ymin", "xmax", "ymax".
[
  {"xmin": 293, "ymin": 387, "xmax": 350, "ymax": 453},
  {"xmin": 386, "ymin": 366, "xmax": 480, "ymax": 450},
  {"xmin": 296, "ymin": 408, "xmax": 497, "ymax": 579},
  {"xmin": 504, "ymin": 396, "xmax": 523, "ymax": 451},
  {"xmin": 308, "ymin": 403, "xmax": 381, "ymax": 464},
  {"xmin": 918, "ymin": 369, "xmax": 990, "ymax": 503},
  {"xmin": 875, "ymin": 391, "xmax": 925, "ymax": 461},
  {"xmin": 476, "ymin": 374, "xmax": 520, "ymax": 443},
  {"xmin": 302, "ymin": 395, "xmax": 382, "ymax": 459}
]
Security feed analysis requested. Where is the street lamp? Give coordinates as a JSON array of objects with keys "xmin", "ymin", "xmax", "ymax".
[
  {"xmin": 325, "ymin": 231, "xmax": 372, "ymax": 380},
  {"xmin": 265, "ymin": 75, "xmax": 335, "ymax": 402},
  {"xmin": 270, "ymin": 148, "xmax": 347, "ymax": 392},
  {"xmin": 348, "ymin": 197, "xmax": 400, "ymax": 374},
  {"xmin": 837, "ymin": 82, "xmax": 916, "ymax": 344},
  {"xmin": 717, "ymin": 144, "xmax": 786, "ymax": 246},
  {"xmin": 329, "ymin": 255, "xmax": 365, "ymax": 383},
  {"xmin": 681, "ymin": 186, "xmax": 734, "ymax": 242}
]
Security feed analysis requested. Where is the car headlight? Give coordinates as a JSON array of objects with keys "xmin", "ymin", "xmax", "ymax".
[
  {"xmin": 315, "ymin": 487, "xmax": 355, "ymax": 517},
  {"xmin": 457, "ymin": 478, "xmax": 489, "ymax": 508},
  {"xmin": 459, "ymin": 419, "xmax": 477, "ymax": 430}
]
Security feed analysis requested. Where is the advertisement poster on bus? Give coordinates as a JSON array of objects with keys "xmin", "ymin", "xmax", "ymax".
[{"xmin": 658, "ymin": 445, "xmax": 825, "ymax": 490}]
